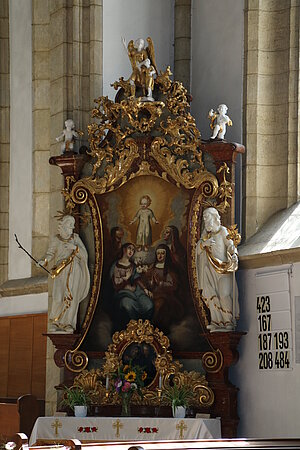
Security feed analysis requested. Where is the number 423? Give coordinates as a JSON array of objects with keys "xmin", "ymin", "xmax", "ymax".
[{"xmin": 257, "ymin": 296, "xmax": 271, "ymax": 313}]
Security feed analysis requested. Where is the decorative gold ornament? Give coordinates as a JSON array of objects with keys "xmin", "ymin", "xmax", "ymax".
[
  {"xmin": 155, "ymin": 66, "xmax": 173, "ymax": 93},
  {"xmin": 64, "ymin": 349, "xmax": 88, "ymax": 373},
  {"xmin": 202, "ymin": 349, "xmax": 224, "ymax": 374},
  {"xmin": 227, "ymin": 224, "xmax": 241, "ymax": 248},
  {"xmin": 71, "ymin": 320, "xmax": 214, "ymax": 408},
  {"xmin": 73, "ymin": 368, "xmax": 106, "ymax": 404},
  {"xmin": 62, "ymin": 176, "xmax": 77, "ymax": 212},
  {"xmin": 217, "ymin": 163, "xmax": 233, "ymax": 213}
]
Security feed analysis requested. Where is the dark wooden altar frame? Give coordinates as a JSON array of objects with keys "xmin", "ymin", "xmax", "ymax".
[{"xmin": 48, "ymin": 137, "xmax": 245, "ymax": 438}]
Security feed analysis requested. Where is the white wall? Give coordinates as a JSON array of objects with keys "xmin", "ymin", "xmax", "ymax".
[
  {"xmin": 103, "ymin": 0, "xmax": 174, "ymax": 100},
  {"xmin": 0, "ymin": 293, "xmax": 48, "ymax": 317},
  {"xmin": 192, "ymin": 0, "xmax": 244, "ymax": 229},
  {"xmin": 233, "ymin": 263, "xmax": 300, "ymax": 437},
  {"xmin": 191, "ymin": 0, "xmax": 244, "ymax": 143},
  {"xmin": 8, "ymin": 0, "xmax": 33, "ymax": 279}
]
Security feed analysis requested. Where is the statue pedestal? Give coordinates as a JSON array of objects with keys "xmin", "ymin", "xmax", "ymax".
[{"xmin": 202, "ymin": 331, "xmax": 246, "ymax": 438}]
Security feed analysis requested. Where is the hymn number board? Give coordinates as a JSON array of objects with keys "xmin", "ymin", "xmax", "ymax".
[{"xmin": 256, "ymin": 271, "xmax": 292, "ymax": 371}]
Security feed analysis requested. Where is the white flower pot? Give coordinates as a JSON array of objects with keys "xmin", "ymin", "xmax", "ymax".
[
  {"xmin": 74, "ymin": 405, "xmax": 87, "ymax": 417},
  {"xmin": 173, "ymin": 405, "xmax": 186, "ymax": 418}
]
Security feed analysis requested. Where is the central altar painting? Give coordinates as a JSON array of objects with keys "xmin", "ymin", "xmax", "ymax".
[{"xmin": 84, "ymin": 174, "xmax": 208, "ymax": 354}]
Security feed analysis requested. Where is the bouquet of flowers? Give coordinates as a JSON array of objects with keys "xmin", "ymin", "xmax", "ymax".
[{"xmin": 112, "ymin": 362, "xmax": 147, "ymax": 416}]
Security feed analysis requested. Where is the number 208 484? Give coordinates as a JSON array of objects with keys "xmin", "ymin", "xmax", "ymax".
[{"xmin": 258, "ymin": 350, "xmax": 290, "ymax": 370}]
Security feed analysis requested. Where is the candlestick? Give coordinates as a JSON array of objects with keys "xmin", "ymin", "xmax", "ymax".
[
  {"xmin": 157, "ymin": 388, "xmax": 162, "ymax": 400},
  {"xmin": 158, "ymin": 373, "xmax": 162, "ymax": 389}
]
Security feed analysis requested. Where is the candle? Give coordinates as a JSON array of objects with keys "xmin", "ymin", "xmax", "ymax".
[
  {"xmin": 106, "ymin": 375, "xmax": 109, "ymax": 390},
  {"xmin": 158, "ymin": 374, "xmax": 162, "ymax": 389}
]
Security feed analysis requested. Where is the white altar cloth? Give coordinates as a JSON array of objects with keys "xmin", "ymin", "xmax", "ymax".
[{"xmin": 29, "ymin": 417, "xmax": 221, "ymax": 445}]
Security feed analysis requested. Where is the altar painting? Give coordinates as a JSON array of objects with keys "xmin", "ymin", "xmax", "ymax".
[{"xmin": 84, "ymin": 175, "xmax": 207, "ymax": 354}]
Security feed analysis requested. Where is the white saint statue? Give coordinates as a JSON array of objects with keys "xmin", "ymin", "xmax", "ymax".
[
  {"xmin": 196, "ymin": 207, "xmax": 239, "ymax": 332},
  {"xmin": 38, "ymin": 215, "xmax": 90, "ymax": 333}
]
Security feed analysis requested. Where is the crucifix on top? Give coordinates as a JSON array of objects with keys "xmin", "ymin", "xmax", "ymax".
[{"xmin": 122, "ymin": 37, "xmax": 158, "ymax": 101}]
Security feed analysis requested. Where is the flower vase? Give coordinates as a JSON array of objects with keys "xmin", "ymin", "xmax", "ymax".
[{"xmin": 121, "ymin": 392, "xmax": 132, "ymax": 417}]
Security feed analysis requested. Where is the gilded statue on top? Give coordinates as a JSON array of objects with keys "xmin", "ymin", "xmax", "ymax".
[{"xmin": 122, "ymin": 37, "xmax": 157, "ymax": 101}]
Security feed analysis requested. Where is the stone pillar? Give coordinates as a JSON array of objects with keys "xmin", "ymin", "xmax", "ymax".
[
  {"xmin": 32, "ymin": 0, "xmax": 51, "ymax": 276},
  {"xmin": 0, "ymin": 0, "xmax": 9, "ymax": 284},
  {"xmin": 174, "ymin": 0, "xmax": 191, "ymax": 91},
  {"xmin": 243, "ymin": 0, "xmax": 299, "ymax": 239},
  {"xmin": 48, "ymin": 0, "xmax": 103, "ymax": 229},
  {"xmin": 44, "ymin": 0, "xmax": 103, "ymax": 415}
]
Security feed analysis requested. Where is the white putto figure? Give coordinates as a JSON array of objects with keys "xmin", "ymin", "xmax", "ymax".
[
  {"xmin": 208, "ymin": 104, "xmax": 232, "ymax": 140},
  {"xmin": 129, "ymin": 194, "xmax": 159, "ymax": 251},
  {"xmin": 56, "ymin": 119, "xmax": 79, "ymax": 154},
  {"xmin": 196, "ymin": 207, "xmax": 239, "ymax": 332},
  {"xmin": 38, "ymin": 215, "xmax": 90, "ymax": 333}
]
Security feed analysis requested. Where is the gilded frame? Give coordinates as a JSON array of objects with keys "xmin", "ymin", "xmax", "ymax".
[{"xmin": 61, "ymin": 68, "xmax": 234, "ymax": 370}]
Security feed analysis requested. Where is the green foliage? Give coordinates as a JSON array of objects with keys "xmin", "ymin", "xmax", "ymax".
[
  {"xmin": 163, "ymin": 383, "xmax": 193, "ymax": 408},
  {"xmin": 60, "ymin": 386, "xmax": 91, "ymax": 411}
]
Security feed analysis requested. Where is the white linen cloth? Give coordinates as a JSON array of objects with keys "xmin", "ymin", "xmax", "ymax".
[{"xmin": 29, "ymin": 417, "xmax": 221, "ymax": 445}]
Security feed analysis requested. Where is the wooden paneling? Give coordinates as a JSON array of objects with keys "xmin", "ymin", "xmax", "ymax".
[
  {"xmin": 0, "ymin": 403, "xmax": 19, "ymax": 440},
  {"xmin": 32, "ymin": 315, "xmax": 47, "ymax": 398},
  {"xmin": 8, "ymin": 316, "xmax": 34, "ymax": 397},
  {"xmin": 0, "ymin": 313, "xmax": 47, "ymax": 399}
]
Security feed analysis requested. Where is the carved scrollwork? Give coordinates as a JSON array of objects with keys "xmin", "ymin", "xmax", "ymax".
[
  {"xmin": 64, "ymin": 349, "xmax": 89, "ymax": 373},
  {"xmin": 201, "ymin": 162, "xmax": 233, "ymax": 214},
  {"xmin": 72, "ymin": 184, "xmax": 89, "ymax": 205},
  {"xmin": 197, "ymin": 385, "xmax": 215, "ymax": 407},
  {"xmin": 111, "ymin": 319, "xmax": 170, "ymax": 349},
  {"xmin": 150, "ymin": 141, "xmax": 218, "ymax": 190},
  {"xmin": 202, "ymin": 349, "xmax": 224, "ymax": 374}
]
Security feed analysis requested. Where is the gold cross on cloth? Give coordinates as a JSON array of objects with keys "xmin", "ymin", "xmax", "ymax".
[
  {"xmin": 112, "ymin": 419, "xmax": 123, "ymax": 438},
  {"xmin": 176, "ymin": 420, "xmax": 187, "ymax": 439},
  {"xmin": 51, "ymin": 419, "xmax": 62, "ymax": 436}
]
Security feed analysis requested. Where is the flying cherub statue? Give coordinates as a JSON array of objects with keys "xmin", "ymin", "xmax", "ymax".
[
  {"xmin": 208, "ymin": 104, "xmax": 232, "ymax": 140},
  {"xmin": 56, "ymin": 119, "xmax": 84, "ymax": 154},
  {"xmin": 122, "ymin": 37, "xmax": 158, "ymax": 100}
]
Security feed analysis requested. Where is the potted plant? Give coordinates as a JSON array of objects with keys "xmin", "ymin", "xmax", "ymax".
[
  {"xmin": 164, "ymin": 383, "xmax": 193, "ymax": 418},
  {"xmin": 60, "ymin": 386, "xmax": 91, "ymax": 417}
]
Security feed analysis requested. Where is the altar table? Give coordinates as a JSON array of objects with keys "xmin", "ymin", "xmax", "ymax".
[{"xmin": 29, "ymin": 417, "xmax": 221, "ymax": 445}]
